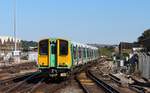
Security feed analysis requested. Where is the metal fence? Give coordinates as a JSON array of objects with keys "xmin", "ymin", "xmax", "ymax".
[{"xmin": 137, "ymin": 52, "xmax": 150, "ymax": 79}]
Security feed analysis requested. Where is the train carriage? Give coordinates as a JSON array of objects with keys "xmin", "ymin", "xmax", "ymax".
[{"xmin": 38, "ymin": 38, "xmax": 99, "ymax": 77}]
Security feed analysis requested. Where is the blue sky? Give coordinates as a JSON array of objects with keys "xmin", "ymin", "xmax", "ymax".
[{"xmin": 0, "ymin": 0, "xmax": 150, "ymax": 44}]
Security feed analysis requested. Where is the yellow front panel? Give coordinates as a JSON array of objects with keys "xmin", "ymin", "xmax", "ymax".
[
  {"xmin": 57, "ymin": 40, "xmax": 72, "ymax": 68},
  {"xmin": 38, "ymin": 55, "xmax": 49, "ymax": 67},
  {"xmin": 58, "ymin": 55, "xmax": 71, "ymax": 67}
]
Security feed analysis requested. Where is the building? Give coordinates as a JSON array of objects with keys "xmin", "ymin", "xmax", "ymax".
[
  {"xmin": 119, "ymin": 42, "xmax": 141, "ymax": 55},
  {"xmin": 0, "ymin": 36, "xmax": 22, "ymax": 55}
]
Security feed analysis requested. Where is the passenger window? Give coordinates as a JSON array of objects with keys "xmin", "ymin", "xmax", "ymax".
[
  {"xmin": 73, "ymin": 46, "xmax": 77, "ymax": 59},
  {"xmin": 59, "ymin": 40, "xmax": 68, "ymax": 55},
  {"xmin": 84, "ymin": 48, "xmax": 86, "ymax": 58},
  {"xmin": 87, "ymin": 49, "xmax": 89, "ymax": 57},
  {"xmin": 79, "ymin": 47, "xmax": 81, "ymax": 58}
]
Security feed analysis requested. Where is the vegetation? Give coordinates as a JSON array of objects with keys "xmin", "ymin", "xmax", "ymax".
[
  {"xmin": 99, "ymin": 46, "xmax": 114, "ymax": 58},
  {"xmin": 21, "ymin": 40, "xmax": 38, "ymax": 51},
  {"xmin": 138, "ymin": 29, "xmax": 150, "ymax": 43}
]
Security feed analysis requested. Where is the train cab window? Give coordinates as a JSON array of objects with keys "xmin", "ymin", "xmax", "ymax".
[
  {"xmin": 59, "ymin": 40, "xmax": 68, "ymax": 55},
  {"xmin": 39, "ymin": 40, "xmax": 48, "ymax": 55}
]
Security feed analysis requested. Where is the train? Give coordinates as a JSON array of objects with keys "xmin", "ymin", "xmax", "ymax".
[{"xmin": 37, "ymin": 38, "xmax": 99, "ymax": 77}]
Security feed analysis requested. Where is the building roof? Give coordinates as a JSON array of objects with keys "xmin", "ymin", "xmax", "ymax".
[{"xmin": 0, "ymin": 36, "xmax": 21, "ymax": 44}]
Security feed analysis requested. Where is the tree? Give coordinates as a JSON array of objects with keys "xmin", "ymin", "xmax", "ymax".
[
  {"xmin": 100, "ymin": 46, "xmax": 114, "ymax": 58},
  {"xmin": 138, "ymin": 29, "xmax": 150, "ymax": 43},
  {"xmin": 21, "ymin": 40, "xmax": 38, "ymax": 51}
]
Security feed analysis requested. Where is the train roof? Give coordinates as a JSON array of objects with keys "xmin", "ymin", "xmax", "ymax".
[
  {"xmin": 38, "ymin": 38, "xmax": 98, "ymax": 50},
  {"xmin": 72, "ymin": 41, "xmax": 98, "ymax": 50}
]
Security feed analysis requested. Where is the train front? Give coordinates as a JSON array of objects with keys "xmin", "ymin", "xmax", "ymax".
[{"xmin": 37, "ymin": 38, "xmax": 72, "ymax": 77}]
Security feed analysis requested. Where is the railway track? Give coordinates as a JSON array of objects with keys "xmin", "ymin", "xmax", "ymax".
[
  {"xmin": 0, "ymin": 58, "xmax": 145, "ymax": 93},
  {"xmin": 129, "ymin": 85, "xmax": 146, "ymax": 93},
  {"xmin": 87, "ymin": 70, "xmax": 120, "ymax": 93},
  {"xmin": 0, "ymin": 72, "xmax": 36, "ymax": 85},
  {"xmin": 0, "ymin": 58, "xmax": 109, "ymax": 93},
  {"xmin": 75, "ymin": 69, "xmax": 120, "ymax": 93},
  {"xmin": 108, "ymin": 73, "xmax": 122, "ymax": 85},
  {"xmin": 0, "ymin": 64, "xmax": 88, "ymax": 93},
  {"xmin": 15, "ymin": 77, "xmax": 46, "ymax": 93},
  {"xmin": 0, "ymin": 71, "xmax": 42, "ymax": 93},
  {"xmin": 5, "ymin": 72, "xmax": 40, "ymax": 93},
  {"xmin": 75, "ymin": 76, "xmax": 90, "ymax": 93},
  {"xmin": 31, "ymin": 79, "xmax": 68, "ymax": 93},
  {"xmin": 73, "ymin": 59, "xmax": 117, "ymax": 93},
  {"xmin": 53, "ymin": 58, "xmax": 139, "ymax": 93}
]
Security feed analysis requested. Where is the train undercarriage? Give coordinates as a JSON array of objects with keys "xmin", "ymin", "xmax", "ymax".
[{"xmin": 40, "ymin": 68, "xmax": 71, "ymax": 78}]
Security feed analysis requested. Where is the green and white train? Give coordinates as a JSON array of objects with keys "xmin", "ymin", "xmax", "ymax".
[{"xmin": 38, "ymin": 38, "xmax": 99, "ymax": 77}]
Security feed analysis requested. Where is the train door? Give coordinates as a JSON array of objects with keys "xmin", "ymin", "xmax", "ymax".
[
  {"xmin": 50, "ymin": 41, "xmax": 57, "ymax": 67},
  {"xmin": 73, "ymin": 46, "xmax": 78, "ymax": 66}
]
